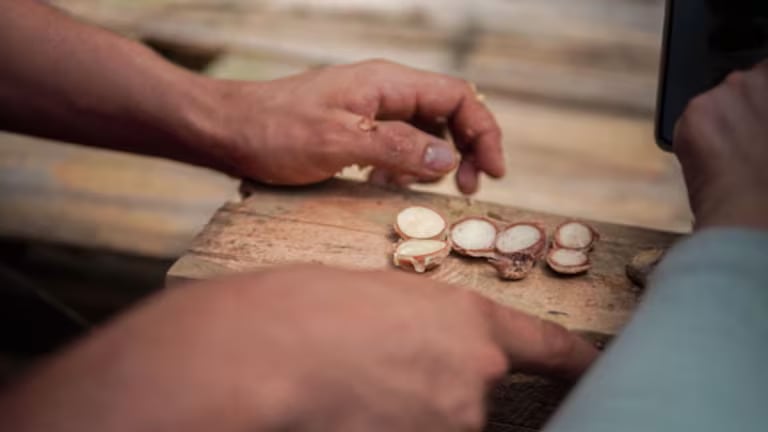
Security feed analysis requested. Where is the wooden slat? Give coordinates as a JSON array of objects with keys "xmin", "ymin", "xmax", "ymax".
[
  {"xmin": 0, "ymin": 133, "xmax": 238, "ymax": 258},
  {"xmin": 168, "ymin": 179, "xmax": 679, "ymax": 337},
  {"xmin": 52, "ymin": 0, "xmax": 663, "ymax": 115}
]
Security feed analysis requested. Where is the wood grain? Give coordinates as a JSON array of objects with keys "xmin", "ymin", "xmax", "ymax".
[
  {"xmin": 168, "ymin": 179, "xmax": 680, "ymax": 337},
  {"xmin": 0, "ymin": 133, "xmax": 238, "ymax": 258},
  {"xmin": 52, "ymin": 0, "xmax": 661, "ymax": 115}
]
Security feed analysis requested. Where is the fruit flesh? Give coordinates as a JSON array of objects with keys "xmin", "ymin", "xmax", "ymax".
[
  {"xmin": 496, "ymin": 224, "xmax": 543, "ymax": 255},
  {"xmin": 393, "ymin": 239, "xmax": 449, "ymax": 273},
  {"xmin": 450, "ymin": 218, "xmax": 496, "ymax": 255},
  {"xmin": 550, "ymin": 248, "xmax": 588, "ymax": 266},
  {"xmin": 396, "ymin": 239, "xmax": 447, "ymax": 256},
  {"xmin": 395, "ymin": 207, "xmax": 446, "ymax": 239},
  {"xmin": 547, "ymin": 248, "xmax": 591, "ymax": 274},
  {"xmin": 556, "ymin": 222, "xmax": 595, "ymax": 249}
]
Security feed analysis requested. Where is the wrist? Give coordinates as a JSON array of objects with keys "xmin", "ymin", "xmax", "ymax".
[
  {"xmin": 174, "ymin": 76, "xmax": 270, "ymax": 177},
  {"xmin": 693, "ymin": 196, "xmax": 768, "ymax": 232},
  {"xmin": 161, "ymin": 73, "xmax": 238, "ymax": 173}
]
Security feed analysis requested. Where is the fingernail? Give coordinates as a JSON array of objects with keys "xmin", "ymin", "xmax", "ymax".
[{"xmin": 423, "ymin": 143, "xmax": 456, "ymax": 172}]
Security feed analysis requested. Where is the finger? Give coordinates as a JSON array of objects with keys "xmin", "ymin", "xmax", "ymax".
[
  {"xmin": 368, "ymin": 168, "xmax": 394, "ymax": 187},
  {"xmin": 352, "ymin": 117, "xmax": 459, "ymax": 179},
  {"xmin": 412, "ymin": 116, "xmax": 449, "ymax": 141},
  {"xmin": 481, "ymin": 298, "xmax": 598, "ymax": 380},
  {"xmin": 355, "ymin": 61, "xmax": 505, "ymax": 180},
  {"xmin": 450, "ymin": 95, "xmax": 505, "ymax": 180},
  {"xmin": 456, "ymin": 158, "xmax": 479, "ymax": 195}
]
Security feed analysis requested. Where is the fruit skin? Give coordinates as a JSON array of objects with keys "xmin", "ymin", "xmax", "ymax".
[
  {"xmin": 392, "ymin": 240, "xmax": 451, "ymax": 273},
  {"xmin": 393, "ymin": 206, "xmax": 448, "ymax": 241},
  {"xmin": 448, "ymin": 216, "xmax": 499, "ymax": 258},
  {"xmin": 552, "ymin": 221, "xmax": 600, "ymax": 252},
  {"xmin": 495, "ymin": 222, "xmax": 547, "ymax": 259},
  {"xmin": 546, "ymin": 248, "xmax": 592, "ymax": 275},
  {"xmin": 489, "ymin": 253, "xmax": 537, "ymax": 281}
]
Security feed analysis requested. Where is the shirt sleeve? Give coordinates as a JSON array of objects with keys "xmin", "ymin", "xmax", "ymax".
[{"xmin": 543, "ymin": 228, "xmax": 768, "ymax": 432}]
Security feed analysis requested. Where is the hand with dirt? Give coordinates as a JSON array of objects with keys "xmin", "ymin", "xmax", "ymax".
[
  {"xmin": 0, "ymin": 266, "xmax": 596, "ymax": 432},
  {"xmin": 210, "ymin": 60, "xmax": 504, "ymax": 194},
  {"xmin": 674, "ymin": 59, "xmax": 768, "ymax": 230}
]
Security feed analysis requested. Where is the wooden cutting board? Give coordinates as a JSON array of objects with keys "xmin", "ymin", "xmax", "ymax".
[{"xmin": 167, "ymin": 179, "xmax": 680, "ymax": 338}]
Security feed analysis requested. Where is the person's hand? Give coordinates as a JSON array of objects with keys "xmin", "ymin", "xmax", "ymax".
[
  {"xmin": 674, "ymin": 60, "xmax": 768, "ymax": 230},
  {"xmin": 208, "ymin": 60, "xmax": 504, "ymax": 194},
  {"xmin": 0, "ymin": 266, "xmax": 596, "ymax": 432}
]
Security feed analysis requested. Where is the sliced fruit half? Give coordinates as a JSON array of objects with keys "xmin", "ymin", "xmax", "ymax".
[{"xmin": 393, "ymin": 239, "xmax": 450, "ymax": 273}]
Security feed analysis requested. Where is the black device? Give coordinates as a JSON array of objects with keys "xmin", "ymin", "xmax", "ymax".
[{"xmin": 656, "ymin": 0, "xmax": 768, "ymax": 150}]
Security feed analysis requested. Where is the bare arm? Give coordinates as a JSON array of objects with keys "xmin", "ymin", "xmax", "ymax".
[
  {"xmin": 0, "ymin": 0, "xmax": 224, "ymax": 168},
  {"xmin": 0, "ymin": 1, "xmax": 504, "ymax": 193},
  {"xmin": 0, "ymin": 266, "xmax": 595, "ymax": 432}
]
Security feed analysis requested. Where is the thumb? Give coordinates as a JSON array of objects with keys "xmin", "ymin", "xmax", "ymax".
[
  {"xmin": 482, "ymin": 299, "xmax": 599, "ymax": 381},
  {"xmin": 357, "ymin": 120, "xmax": 459, "ymax": 179}
]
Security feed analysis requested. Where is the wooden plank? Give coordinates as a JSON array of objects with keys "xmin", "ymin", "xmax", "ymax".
[
  {"xmin": 0, "ymin": 133, "xmax": 238, "ymax": 258},
  {"xmin": 52, "ymin": 0, "xmax": 662, "ymax": 115},
  {"xmin": 168, "ymin": 179, "xmax": 679, "ymax": 337}
]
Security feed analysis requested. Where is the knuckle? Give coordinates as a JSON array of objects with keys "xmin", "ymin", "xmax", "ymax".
[
  {"xmin": 538, "ymin": 320, "xmax": 577, "ymax": 370},
  {"xmin": 476, "ymin": 117, "xmax": 502, "ymax": 138},
  {"xmin": 321, "ymin": 116, "xmax": 352, "ymax": 144},
  {"xmin": 378, "ymin": 125, "xmax": 418, "ymax": 159},
  {"xmin": 452, "ymin": 77, "xmax": 476, "ymax": 95},
  {"xmin": 683, "ymin": 93, "xmax": 715, "ymax": 121},
  {"xmin": 724, "ymin": 70, "xmax": 746, "ymax": 88},
  {"xmin": 474, "ymin": 344, "xmax": 509, "ymax": 378},
  {"xmin": 757, "ymin": 59, "xmax": 768, "ymax": 75}
]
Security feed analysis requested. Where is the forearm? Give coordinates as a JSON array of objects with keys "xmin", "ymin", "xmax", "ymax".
[
  {"xmin": 0, "ymin": 284, "xmax": 285, "ymax": 432},
  {"xmin": 0, "ymin": 1, "xmax": 230, "ymax": 168},
  {"xmin": 544, "ymin": 228, "xmax": 768, "ymax": 431}
]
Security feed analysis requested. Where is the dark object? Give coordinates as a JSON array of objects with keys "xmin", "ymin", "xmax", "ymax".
[{"xmin": 656, "ymin": 0, "xmax": 768, "ymax": 150}]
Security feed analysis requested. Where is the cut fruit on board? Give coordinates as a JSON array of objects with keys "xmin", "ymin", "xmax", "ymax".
[
  {"xmin": 449, "ymin": 217, "xmax": 498, "ymax": 257},
  {"xmin": 394, "ymin": 206, "xmax": 447, "ymax": 240},
  {"xmin": 393, "ymin": 239, "xmax": 450, "ymax": 273},
  {"xmin": 489, "ymin": 253, "xmax": 537, "ymax": 281},
  {"xmin": 553, "ymin": 221, "xmax": 599, "ymax": 251},
  {"xmin": 547, "ymin": 248, "xmax": 591, "ymax": 275},
  {"xmin": 495, "ymin": 222, "xmax": 547, "ymax": 258}
]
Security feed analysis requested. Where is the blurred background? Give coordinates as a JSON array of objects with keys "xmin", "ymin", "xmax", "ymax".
[{"xmin": 0, "ymin": 0, "xmax": 689, "ymax": 381}]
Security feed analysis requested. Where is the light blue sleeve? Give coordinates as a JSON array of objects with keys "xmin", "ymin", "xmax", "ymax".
[{"xmin": 544, "ymin": 228, "xmax": 768, "ymax": 432}]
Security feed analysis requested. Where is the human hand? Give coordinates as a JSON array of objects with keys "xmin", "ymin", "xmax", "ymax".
[
  {"xmin": 0, "ymin": 266, "xmax": 596, "ymax": 432},
  {"xmin": 674, "ymin": 60, "xmax": 768, "ymax": 230},
  {"xmin": 208, "ymin": 60, "xmax": 504, "ymax": 194}
]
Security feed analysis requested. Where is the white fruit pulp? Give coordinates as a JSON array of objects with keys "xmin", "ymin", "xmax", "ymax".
[
  {"xmin": 558, "ymin": 222, "xmax": 592, "ymax": 248},
  {"xmin": 550, "ymin": 249, "xmax": 587, "ymax": 266},
  {"xmin": 397, "ymin": 207, "xmax": 445, "ymax": 238},
  {"xmin": 396, "ymin": 239, "xmax": 446, "ymax": 256},
  {"xmin": 451, "ymin": 219, "xmax": 496, "ymax": 250},
  {"xmin": 496, "ymin": 224, "xmax": 540, "ymax": 252}
]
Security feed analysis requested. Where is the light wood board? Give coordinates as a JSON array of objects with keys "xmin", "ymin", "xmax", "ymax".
[
  {"xmin": 0, "ymin": 133, "xmax": 238, "ymax": 258},
  {"xmin": 168, "ymin": 179, "xmax": 680, "ymax": 338}
]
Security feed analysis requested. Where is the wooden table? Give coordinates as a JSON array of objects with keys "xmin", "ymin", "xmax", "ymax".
[
  {"xmin": 167, "ymin": 179, "xmax": 679, "ymax": 431},
  {"xmin": 168, "ymin": 179, "xmax": 678, "ymax": 336}
]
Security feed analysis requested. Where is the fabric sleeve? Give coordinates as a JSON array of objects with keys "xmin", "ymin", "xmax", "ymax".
[{"xmin": 543, "ymin": 228, "xmax": 768, "ymax": 432}]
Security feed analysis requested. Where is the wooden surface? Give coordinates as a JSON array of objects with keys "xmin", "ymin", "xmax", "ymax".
[
  {"xmin": 168, "ymin": 179, "xmax": 679, "ymax": 337},
  {"xmin": 0, "ymin": 0, "xmax": 688, "ymax": 262},
  {"xmin": 0, "ymin": 133, "xmax": 238, "ymax": 258},
  {"xmin": 49, "ymin": 0, "xmax": 693, "ymax": 234}
]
